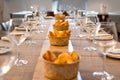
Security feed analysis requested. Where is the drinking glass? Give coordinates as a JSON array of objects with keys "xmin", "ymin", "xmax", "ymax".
[
  {"xmin": 76, "ymin": 16, "xmax": 86, "ymax": 38},
  {"xmin": 7, "ymin": 21, "xmax": 28, "ymax": 66},
  {"xmin": 83, "ymin": 16, "xmax": 100, "ymax": 51},
  {"xmin": 25, "ymin": 20, "xmax": 38, "ymax": 45},
  {"xmin": 83, "ymin": 26, "xmax": 97, "ymax": 51},
  {"xmin": 93, "ymin": 39, "xmax": 116, "ymax": 80},
  {"xmin": 0, "ymin": 56, "xmax": 16, "ymax": 79}
]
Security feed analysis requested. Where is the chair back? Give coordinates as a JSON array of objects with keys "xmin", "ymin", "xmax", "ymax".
[{"xmin": 100, "ymin": 22, "xmax": 118, "ymax": 41}]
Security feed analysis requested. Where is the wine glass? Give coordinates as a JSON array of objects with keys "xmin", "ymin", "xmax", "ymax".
[
  {"xmin": 7, "ymin": 20, "xmax": 28, "ymax": 66},
  {"xmin": 25, "ymin": 20, "xmax": 38, "ymax": 45},
  {"xmin": 83, "ymin": 15, "xmax": 100, "ymax": 51},
  {"xmin": 93, "ymin": 39, "xmax": 117, "ymax": 80},
  {"xmin": 83, "ymin": 26, "xmax": 97, "ymax": 51},
  {"xmin": 76, "ymin": 16, "xmax": 86, "ymax": 38},
  {"xmin": 0, "ymin": 56, "xmax": 16, "ymax": 79}
]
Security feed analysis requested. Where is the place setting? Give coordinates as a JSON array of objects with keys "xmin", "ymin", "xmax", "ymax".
[{"xmin": 107, "ymin": 48, "xmax": 120, "ymax": 59}]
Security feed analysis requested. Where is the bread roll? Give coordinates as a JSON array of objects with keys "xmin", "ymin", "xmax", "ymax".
[
  {"xmin": 70, "ymin": 51, "xmax": 79, "ymax": 61},
  {"xmin": 54, "ymin": 53, "xmax": 73, "ymax": 64},
  {"xmin": 44, "ymin": 50, "xmax": 57, "ymax": 61}
]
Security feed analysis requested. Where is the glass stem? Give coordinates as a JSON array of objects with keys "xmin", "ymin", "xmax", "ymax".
[
  {"xmin": 89, "ymin": 33, "xmax": 93, "ymax": 47},
  {"xmin": 16, "ymin": 45, "xmax": 19, "ymax": 59},
  {"xmin": 103, "ymin": 53, "xmax": 107, "ymax": 79},
  {"xmin": 103, "ymin": 54, "xmax": 106, "ymax": 72}
]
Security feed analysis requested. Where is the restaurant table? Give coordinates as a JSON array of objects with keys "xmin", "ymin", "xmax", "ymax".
[{"xmin": 0, "ymin": 18, "xmax": 120, "ymax": 80}]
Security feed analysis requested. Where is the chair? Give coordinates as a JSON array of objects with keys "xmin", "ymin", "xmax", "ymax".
[
  {"xmin": 100, "ymin": 22, "xmax": 118, "ymax": 41},
  {"xmin": 1, "ymin": 21, "xmax": 10, "ymax": 31},
  {"xmin": 46, "ymin": 11, "xmax": 55, "ymax": 17},
  {"xmin": 63, "ymin": 11, "xmax": 69, "ymax": 16},
  {"xmin": 0, "ymin": 24, "xmax": 3, "ymax": 31},
  {"xmin": 1, "ymin": 21, "xmax": 14, "ymax": 31},
  {"xmin": 97, "ymin": 14, "xmax": 109, "ymax": 22}
]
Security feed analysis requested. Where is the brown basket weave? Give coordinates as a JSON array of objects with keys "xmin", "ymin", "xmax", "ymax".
[
  {"xmin": 43, "ymin": 52, "xmax": 80, "ymax": 80},
  {"xmin": 48, "ymin": 36, "xmax": 70, "ymax": 46},
  {"xmin": 53, "ymin": 26, "xmax": 68, "ymax": 31}
]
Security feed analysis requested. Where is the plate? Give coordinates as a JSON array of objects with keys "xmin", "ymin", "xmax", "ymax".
[
  {"xmin": 107, "ymin": 49, "xmax": 120, "ymax": 59},
  {"xmin": 0, "ymin": 46, "xmax": 11, "ymax": 54}
]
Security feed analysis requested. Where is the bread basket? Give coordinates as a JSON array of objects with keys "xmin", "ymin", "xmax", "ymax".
[
  {"xmin": 48, "ymin": 36, "xmax": 70, "ymax": 46},
  {"xmin": 43, "ymin": 51, "xmax": 80, "ymax": 80}
]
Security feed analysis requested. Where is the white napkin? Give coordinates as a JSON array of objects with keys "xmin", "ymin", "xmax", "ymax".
[
  {"xmin": 1, "ymin": 36, "xmax": 10, "ymax": 42},
  {"xmin": 10, "ymin": 31, "xmax": 25, "ymax": 36},
  {"xmin": 87, "ymin": 20, "xmax": 94, "ymax": 24},
  {"xmin": 109, "ymin": 49, "xmax": 120, "ymax": 54},
  {"xmin": 95, "ymin": 34, "xmax": 113, "ymax": 40},
  {"xmin": 15, "ymin": 27, "xmax": 26, "ymax": 31}
]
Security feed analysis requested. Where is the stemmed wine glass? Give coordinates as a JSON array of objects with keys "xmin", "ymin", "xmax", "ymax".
[
  {"xmin": 25, "ymin": 20, "xmax": 38, "ymax": 45},
  {"xmin": 0, "ymin": 56, "xmax": 16, "ymax": 79},
  {"xmin": 7, "ymin": 19, "xmax": 28, "ymax": 66},
  {"xmin": 76, "ymin": 16, "xmax": 86, "ymax": 38},
  {"xmin": 93, "ymin": 39, "xmax": 116, "ymax": 80},
  {"xmin": 83, "ymin": 16, "xmax": 100, "ymax": 51}
]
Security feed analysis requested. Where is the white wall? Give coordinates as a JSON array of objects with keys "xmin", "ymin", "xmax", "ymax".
[
  {"xmin": 88, "ymin": 0, "xmax": 120, "ymax": 12},
  {"xmin": 3, "ymin": 0, "xmax": 120, "ymax": 21},
  {"xmin": 58, "ymin": 0, "xmax": 88, "ymax": 10},
  {"xmin": 4, "ymin": 0, "xmax": 53, "ymax": 21}
]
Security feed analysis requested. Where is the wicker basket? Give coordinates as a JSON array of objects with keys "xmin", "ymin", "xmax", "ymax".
[
  {"xmin": 43, "ymin": 52, "xmax": 80, "ymax": 80},
  {"xmin": 48, "ymin": 36, "xmax": 70, "ymax": 46},
  {"xmin": 53, "ymin": 26, "xmax": 68, "ymax": 31}
]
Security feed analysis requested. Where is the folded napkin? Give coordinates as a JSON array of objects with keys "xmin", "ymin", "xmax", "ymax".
[
  {"xmin": 10, "ymin": 31, "xmax": 25, "ymax": 36},
  {"xmin": 15, "ymin": 27, "xmax": 26, "ymax": 31},
  {"xmin": 107, "ymin": 49, "xmax": 120, "ymax": 59},
  {"xmin": 1, "ymin": 36, "xmax": 10, "ymax": 42},
  {"xmin": 95, "ymin": 34, "xmax": 113, "ymax": 40},
  {"xmin": 87, "ymin": 19, "xmax": 94, "ymax": 24},
  {"xmin": 109, "ymin": 49, "xmax": 120, "ymax": 55},
  {"xmin": 95, "ymin": 34, "xmax": 111, "ymax": 36},
  {"xmin": 1, "ymin": 35, "xmax": 28, "ymax": 42}
]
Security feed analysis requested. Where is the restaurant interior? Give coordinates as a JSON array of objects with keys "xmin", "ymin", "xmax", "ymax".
[{"xmin": 0, "ymin": 0, "xmax": 120, "ymax": 80}]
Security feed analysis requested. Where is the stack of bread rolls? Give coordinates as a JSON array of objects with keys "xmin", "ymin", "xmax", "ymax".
[
  {"xmin": 53, "ymin": 20, "xmax": 69, "ymax": 31},
  {"xmin": 48, "ymin": 30, "xmax": 71, "ymax": 46},
  {"xmin": 55, "ymin": 13, "xmax": 65, "ymax": 21}
]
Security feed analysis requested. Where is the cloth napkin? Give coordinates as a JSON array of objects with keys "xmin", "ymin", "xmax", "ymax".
[
  {"xmin": 15, "ymin": 27, "xmax": 26, "ymax": 31},
  {"xmin": 1, "ymin": 36, "xmax": 10, "ymax": 42},
  {"xmin": 94, "ymin": 34, "xmax": 113, "ymax": 40}
]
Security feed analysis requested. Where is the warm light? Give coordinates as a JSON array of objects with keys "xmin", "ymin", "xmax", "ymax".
[
  {"xmin": 30, "ymin": 6, "xmax": 33, "ymax": 9},
  {"xmin": 9, "ymin": 19, "xmax": 13, "ymax": 27}
]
